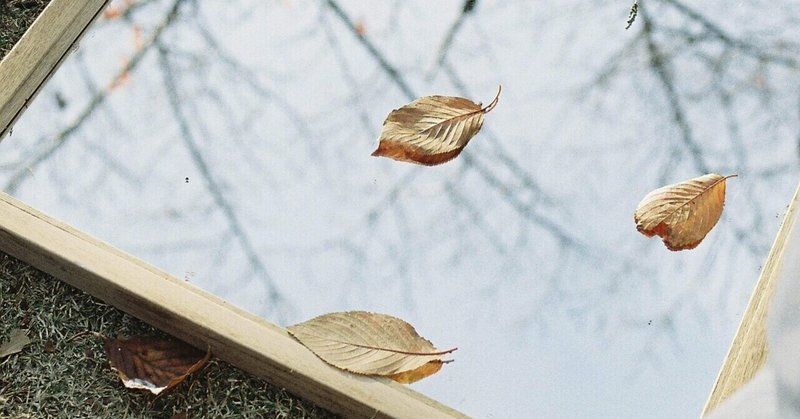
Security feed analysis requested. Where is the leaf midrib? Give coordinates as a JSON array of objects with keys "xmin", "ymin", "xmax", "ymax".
[
  {"xmin": 416, "ymin": 108, "xmax": 483, "ymax": 137},
  {"xmin": 660, "ymin": 176, "xmax": 727, "ymax": 222},
  {"xmin": 309, "ymin": 334, "xmax": 455, "ymax": 357}
]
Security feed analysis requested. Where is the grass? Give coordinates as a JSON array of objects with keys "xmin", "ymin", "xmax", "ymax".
[
  {"xmin": 0, "ymin": 251, "xmax": 338, "ymax": 418},
  {"xmin": 0, "ymin": 0, "xmax": 51, "ymax": 61}
]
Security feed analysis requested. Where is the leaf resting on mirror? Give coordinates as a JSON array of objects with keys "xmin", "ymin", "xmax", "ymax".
[
  {"xmin": 372, "ymin": 86, "xmax": 501, "ymax": 165},
  {"xmin": 634, "ymin": 173, "xmax": 736, "ymax": 251},
  {"xmin": 287, "ymin": 311, "xmax": 455, "ymax": 383},
  {"xmin": 102, "ymin": 335, "xmax": 211, "ymax": 395}
]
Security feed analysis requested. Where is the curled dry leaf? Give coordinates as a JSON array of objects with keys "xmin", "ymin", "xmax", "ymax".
[
  {"xmin": 102, "ymin": 335, "xmax": 211, "ymax": 395},
  {"xmin": 387, "ymin": 359, "xmax": 447, "ymax": 384},
  {"xmin": 372, "ymin": 86, "xmax": 501, "ymax": 165},
  {"xmin": 634, "ymin": 173, "xmax": 736, "ymax": 251},
  {"xmin": 287, "ymin": 311, "xmax": 456, "ymax": 384},
  {"xmin": 0, "ymin": 329, "xmax": 31, "ymax": 358}
]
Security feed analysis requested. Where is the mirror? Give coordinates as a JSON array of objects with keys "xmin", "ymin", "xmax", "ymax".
[{"xmin": 2, "ymin": 1, "xmax": 798, "ymax": 416}]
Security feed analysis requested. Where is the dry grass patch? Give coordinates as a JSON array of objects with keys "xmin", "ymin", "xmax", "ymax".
[
  {"xmin": 0, "ymin": 0, "xmax": 51, "ymax": 60},
  {"xmin": 0, "ymin": 251, "xmax": 337, "ymax": 418}
]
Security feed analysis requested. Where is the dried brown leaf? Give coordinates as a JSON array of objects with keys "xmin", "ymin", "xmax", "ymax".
[
  {"xmin": 634, "ymin": 173, "xmax": 736, "ymax": 251},
  {"xmin": 387, "ymin": 360, "xmax": 448, "ymax": 384},
  {"xmin": 372, "ymin": 86, "xmax": 501, "ymax": 165},
  {"xmin": 287, "ymin": 311, "xmax": 455, "ymax": 383},
  {"xmin": 102, "ymin": 335, "xmax": 211, "ymax": 395},
  {"xmin": 0, "ymin": 329, "xmax": 30, "ymax": 358}
]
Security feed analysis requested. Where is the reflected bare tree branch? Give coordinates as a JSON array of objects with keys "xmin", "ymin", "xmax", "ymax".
[
  {"xmin": 157, "ymin": 44, "xmax": 291, "ymax": 320},
  {"xmin": 426, "ymin": 0, "xmax": 479, "ymax": 81},
  {"xmin": 662, "ymin": 0, "xmax": 799, "ymax": 69},
  {"xmin": 640, "ymin": 4, "xmax": 709, "ymax": 174},
  {"xmin": 1, "ymin": 3, "xmax": 798, "ymax": 396},
  {"xmin": 4, "ymin": 0, "xmax": 185, "ymax": 193},
  {"xmin": 324, "ymin": 0, "xmax": 576, "ymax": 247}
]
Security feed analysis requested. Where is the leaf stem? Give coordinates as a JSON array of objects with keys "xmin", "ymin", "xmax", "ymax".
[
  {"xmin": 341, "ymin": 342, "xmax": 459, "ymax": 356},
  {"xmin": 482, "ymin": 85, "xmax": 502, "ymax": 113}
]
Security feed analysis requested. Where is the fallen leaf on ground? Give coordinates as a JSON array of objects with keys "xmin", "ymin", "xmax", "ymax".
[
  {"xmin": 102, "ymin": 335, "xmax": 211, "ymax": 395},
  {"xmin": 634, "ymin": 173, "xmax": 736, "ymax": 250},
  {"xmin": 372, "ymin": 86, "xmax": 501, "ymax": 165},
  {"xmin": 288, "ymin": 311, "xmax": 455, "ymax": 383},
  {"xmin": 0, "ymin": 329, "xmax": 30, "ymax": 358}
]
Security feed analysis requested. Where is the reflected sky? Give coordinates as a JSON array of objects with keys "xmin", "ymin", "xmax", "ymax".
[{"xmin": 2, "ymin": 0, "xmax": 799, "ymax": 417}]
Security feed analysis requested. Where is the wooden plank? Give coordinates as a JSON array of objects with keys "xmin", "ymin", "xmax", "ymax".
[
  {"xmin": 701, "ymin": 180, "xmax": 800, "ymax": 416},
  {"xmin": 0, "ymin": 192, "xmax": 466, "ymax": 419},
  {"xmin": 0, "ymin": 0, "xmax": 110, "ymax": 139}
]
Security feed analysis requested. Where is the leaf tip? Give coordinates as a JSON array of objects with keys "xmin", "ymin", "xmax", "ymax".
[{"xmin": 664, "ymin": 239, "xmax": 702, "ymax": 251}]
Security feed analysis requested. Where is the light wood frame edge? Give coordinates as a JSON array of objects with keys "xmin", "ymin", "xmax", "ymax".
[
  {"xmin": 701, "ymin": 180, "xmax": 800, "ymax": 416},
  {"xmin": 0, "ymin": 0, "xmax": 111, "ymax": 139}
]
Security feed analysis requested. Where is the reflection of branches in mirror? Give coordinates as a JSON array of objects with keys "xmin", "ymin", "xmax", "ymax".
[
  {"xmin": 640, "ymin": 5, "xmax": 708, "ymax": 175},
  {"xmin": 316, "ymin": 0, "xmax": 797, "ymax": 373},
  {"xmin": 192, "ymin": 24, "xmax": 343, "ymax": 188},
  {"xmin": 323, "ymin": 0, "xmax": 660, "ymax": 329},
  {"xmin": 444, "ymin": 170, "xmax": 508, "ymax": 255},
  {"xmin": 1, "ymin": 1, "xmax": 798, "ymax": 377},
  {"xmin": 325, "ymin": 4, "xmax": 581, "ymax": 237},
  {"xmin": 324, "ymin": 0, "xmax": 569, "ymax": 235},
  {"xmin": 324, "ymin": 0, "xmax": 414, "ymax": 98},
  {"xmin": 4, "ymin": 0, "xmax": 185, "ymax": 193},
  {"xmin": 426, "ymin": 0, "xmax": 479, "ymax": 81},
  {"xmin": 641, "ymin": 1, "xmax": 790, "ymax": 256},
  {"xmin": 570, "ymin": 0, "xmax": 799, "ymax": 358},
  {"xmin": 157, "ymin": 44, "xmax": 292, "ymax": 320},
  {"xmin": 662, "ymin": 0, "xmax": 798, "ymax": 69},
  {"xmin": 583, "ymin": 2, "xmax": 796, "ymax": 236},
  {"xmin": 318, "ymin": 11, "xmax": 378, "ymax": 139}
]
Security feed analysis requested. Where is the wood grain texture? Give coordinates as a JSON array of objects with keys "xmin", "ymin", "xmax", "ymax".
[
  {"xmin": 701, "ymin": 180, "xmax": 800, "ymax": 416},
  {"xmin": 0, "ymin": 0, "xmax": 110, "ymax": 139},
  {"xmin": 0, "ymin": 192, "xmax": 466, "ymax": 419}
]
